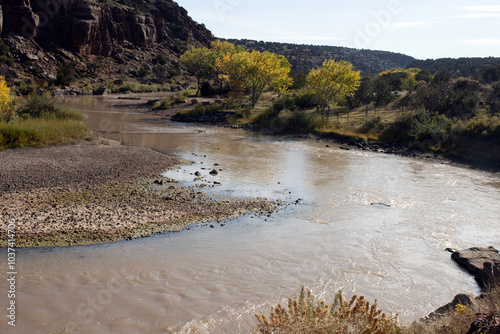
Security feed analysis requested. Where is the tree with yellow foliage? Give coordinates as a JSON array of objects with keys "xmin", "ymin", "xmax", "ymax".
[
  {"xmin": 0, "ymin": 76, "xmax": 13, "ymax": 122},
  {"xmin": 306, "ymin": 59, "xmax": 361, "ymax": 117},
  {"xmin": 378, "ymin": 68, "xmax": 420, "ymax": 91},
  {"xmin": 211, "ymin": 40, "xmax": 246, "ymax": 55},
  {"xmin": 180, "ymin": 40, "xmax": 247, "ymax": 97},
  {"xmin": 216, "ymin": 50, "xmax": 293, "ymax": 108}
]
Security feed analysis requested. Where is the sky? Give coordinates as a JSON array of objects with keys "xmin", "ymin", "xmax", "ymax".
[{"xmin": 175, "ymin": 0, "xmax": 500, "ymax": 60}]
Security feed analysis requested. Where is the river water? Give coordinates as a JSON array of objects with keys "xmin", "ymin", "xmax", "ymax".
[{"xmin": 1, "ymin": 95, "xmax": 499, "ymax": 333}]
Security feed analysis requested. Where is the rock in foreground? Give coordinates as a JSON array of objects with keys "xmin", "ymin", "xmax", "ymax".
[{"xmin": 452, "ymin": 246, "xmax": 500, "ymax": 292}]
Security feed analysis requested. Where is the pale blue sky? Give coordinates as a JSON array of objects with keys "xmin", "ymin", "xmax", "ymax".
[{"xmin": 175, "ymin": 0, "xmax": 500, "ymax": 60}]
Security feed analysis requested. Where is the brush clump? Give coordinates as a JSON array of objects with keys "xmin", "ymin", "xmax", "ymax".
[{"xmin": 254, "ymin": 287, "xmax": 401, "ymax": 334}]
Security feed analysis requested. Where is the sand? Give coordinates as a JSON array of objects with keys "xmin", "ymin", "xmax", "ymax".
[{"xmin": 0, "ymin": 139, "xmax": 276, "ymax": 247}]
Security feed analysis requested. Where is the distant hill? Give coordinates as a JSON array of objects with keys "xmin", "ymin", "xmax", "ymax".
[
  {"xmin": 5, "ymin": 0, "xmax": 497, "ymax": 94},
  {"xmin": 407, "ymin": 57, "xmax": 500, "ymax": 78},
  {"xmin": 224, "ymin": 39, "xmax": 416, "ymax": 74}
]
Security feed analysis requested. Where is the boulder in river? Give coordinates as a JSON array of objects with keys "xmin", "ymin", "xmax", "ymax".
[{"xmin": 370, "ymin": 202, "xmax": 391, "ymax": 208}]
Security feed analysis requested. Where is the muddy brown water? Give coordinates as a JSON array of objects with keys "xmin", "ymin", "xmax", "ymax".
[{"xmin": 1, "ymin": 95, "xmax": 499, "ymax": 333}]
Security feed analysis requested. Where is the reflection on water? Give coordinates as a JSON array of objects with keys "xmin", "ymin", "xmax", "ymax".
[{"xmin": 0, "ymin": 95, "xmax": 499, "ymax": 333}]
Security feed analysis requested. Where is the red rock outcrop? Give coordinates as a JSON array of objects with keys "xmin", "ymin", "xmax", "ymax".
[{"xmin": 1, "ymin": 0, "xmax": 212, "ymax": 57}]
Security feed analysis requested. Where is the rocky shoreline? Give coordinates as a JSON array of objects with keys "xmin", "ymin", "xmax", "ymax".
[
  {"xmin": 165, "ymin": 108, "xmax": 500, "ymax": 172},
  {"xmin": 158, "ymin": 107, "xmax": 450, "ymax": 162},
  {"xmin": 423, "ymin": 247, "xmax": 500, "ymax": 332},
  {"xmin": 0, "ymin": 138, "xmax": 277, "ymax": 247}
]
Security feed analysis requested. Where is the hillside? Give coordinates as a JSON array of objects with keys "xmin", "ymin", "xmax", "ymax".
[
  {"xmin": 2, "ymin": 1, "xmax": 498, "ymax": 95},
  {"xmin": 224, "ymin": 39, "xmax": 416, "ymax": 74},
  {"xmin": 0, "ymin": 0, "xmax": 212, "ymax": 91},
  {"xmin": 407, "ymin": 57, "xmax": 500, "ymax": 78}
]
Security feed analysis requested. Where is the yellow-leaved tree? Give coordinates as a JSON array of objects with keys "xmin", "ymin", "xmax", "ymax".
[
  {"xmin": 378, "ymin": 68, "xmax": 420, "ymax": 91},
  {"xmin": 180, "ymin": 40, "xmax": 247, "ymax": 97},
  {"xmin": 211, "ymin": 40, "xmax": 246, "ymax": 55},
  {"xmin": 307, "ymin": 59, "xmax": 360, "ymax": 118},
  {"xmin": 0, "ymin": 76, "xmax": 13, "ymax": 122},
  {"xmin": 216, "ymin": 50, "xmax": 293, "ymax": 108}
]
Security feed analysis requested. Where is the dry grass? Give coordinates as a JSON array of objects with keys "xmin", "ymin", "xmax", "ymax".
[
  {"xmin": 0, "ymin": 95, "xmax": 91, "ymax": 149},
  {"xmin": 411, "ymin": 287, "xmax": 500, "ymax": 334},
  {"xmin": 254, "ymin": 286, "xmax": 500, "ymax": 334},
  {"xmin": 254, "ymin": 288, "xmax": 402, "ymax": 334},
  {"xmin": 0, "ymin": 118, "xmax": 91, "ymax": 148}
]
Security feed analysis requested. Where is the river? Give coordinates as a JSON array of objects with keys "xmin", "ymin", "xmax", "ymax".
[{"xmin": 1, "ymin": 95, "xmax": 499, "ymax": 333}]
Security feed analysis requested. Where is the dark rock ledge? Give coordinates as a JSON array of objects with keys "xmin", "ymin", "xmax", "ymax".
[
  {"xmin": 424, "ymin": 247, "xmax": 500, "ymax": 333},
  {"xmin": 452, "ymin": 247, "xmax": 500, "ymax": 292}
]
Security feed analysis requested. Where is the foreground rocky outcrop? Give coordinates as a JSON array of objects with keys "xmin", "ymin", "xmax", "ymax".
[
  {"xmin": 423, "ymin": 247, "xmax": 500, "ymax": 333},
  {"xmin": 452, "ymin": 247, "xmax": 500, "ymax": 292}
]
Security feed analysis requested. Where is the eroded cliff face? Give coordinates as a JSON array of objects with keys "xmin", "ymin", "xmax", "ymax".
[
  {"xmin": 0, "ymin": 0, "xmax": 212, "ymax": 88},
  {"xmin": 1, "ymin": 0, "xmax": 212, "ymax": 56}
]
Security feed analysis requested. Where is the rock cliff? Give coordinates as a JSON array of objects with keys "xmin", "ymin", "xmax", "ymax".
[
  {"xmin": 0, "ymin": 0, "xmax": 213, "ymax": 88},
  {"xmin": 1, "ymin": 0, "xmax": 211, "ymax": 56}
]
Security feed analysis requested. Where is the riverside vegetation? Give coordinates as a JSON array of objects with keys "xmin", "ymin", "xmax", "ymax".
[
  {"xmin": 254, "ymin": 286, "xmax": 500, "ymax": 333},
  {"xmin": 2, "ymin": 2, "xmax": 498, "ymax": 332},
  {"xmin": 2, "ymin": 49, "xmax": 500, "ymax": 333},
  {"xmin": 0, "ymin": 76, "xmax": 91, "ymax": 148},
  {"xmin": 172, "ymin": 42, "xmax": 500, "ymax": 168}
]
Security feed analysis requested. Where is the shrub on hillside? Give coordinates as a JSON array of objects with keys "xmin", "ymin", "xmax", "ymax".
[
  {"xmin": 56, "ymin": 62, "xmax": 76, "ymax": 86},
  {"xmin": 359, "ymin": 116, "xmax": 385, "ymax": 134}
]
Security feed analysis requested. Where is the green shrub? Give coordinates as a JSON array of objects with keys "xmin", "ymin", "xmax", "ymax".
[
  {"xmin": 16, "ymin": 95, "xmax": 83, "ymax": 121},
  {"xmin": 152, "ymin": 92, "xmax": 190, "ymax": 110},
  {"xmin": 56, "ymin": 62, "xmax": 76, "ymax": 86},
  {"xmin": 136, "ymin": 65, "xmax": 150, "ymax": 78},
  {"xmin": 112, "ymin": 82, "xmax": 159, "ymax": 93},
  {"xmin": 360, "ymin": 116, "xmax": 385, "ymax": 133},
  {"xmin": 409, "ymin": 112, "xmax": 452, "ymax": 143},
  {"xmin": 0, "ymin": 41, "xmax": 10, "ymax": 56},
  {"xmin": 292, "ymin": 89, "xmax": 317, "ymax": 110},
  {"xmin": 0, "ymin": 118, "xmax": 90, "ymax": 149},
  {"xmin": 85, "ymin": 61, "xmax": 100, "ymax": 76},
  {"xmin": 18, "ymin": 78, "xmax": 37, "ymax": 96},
  {"xmin": 286, "ymin": 111, "xmax": 323, "ymax": 132},
  {"xmin": 183, "ymin": 104, "xmax": 224, "ymax": 116},
  {"xmin": 270, "ymin": 89, "xmax": 317, "ymax": 114},
  {"xmin": 382, "ymin": 111, "xmax": 452, "ymax": 149},
  {"xmin": 0, "ymin": 56, "xmax": 14, "ymax": 66},
  {"xmin": 155, "ymin": 54, "xmax": 168, "ymax": 65}
]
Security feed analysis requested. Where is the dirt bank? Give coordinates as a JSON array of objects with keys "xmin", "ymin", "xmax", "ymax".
[{"xmin": 0, "ymin": 139, "xmax": 276, "ymax": 247}]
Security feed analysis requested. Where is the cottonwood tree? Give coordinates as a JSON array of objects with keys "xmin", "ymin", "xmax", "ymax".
[
  {"xmin": 216, "ymin": 50, "xmax": 293, "ymax": 108},
  {"xmin": 180, "ymin": 40, "xmax": 247, "ymax": 97},
  {"xmin": 211, "ymin": 40, "xmax": 246, "ymax": 55},
  {"xmin": 306, "ymin": 59, "xmax": 360, "ymax": 119},
  {"xmin": 0, "ymin": 76, "xmax": 13, "ymax": 122},
  {"xmin": 180, "ymin": 47, "xmax": 220, "ymax": 96}
]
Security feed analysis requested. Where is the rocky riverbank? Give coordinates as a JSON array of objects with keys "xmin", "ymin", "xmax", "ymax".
[
  {"xmin": 423, "ymin": 247, "xmax": 500, "ymax": 332},
  {"xmin": 157, "ymin": 105, "xmax": 445, "ymax": 162},
  {"xmin": 161, "ymin": 104, "xmax": 500, "ymax": 171},
  {"xmin": 0, "ymin": 138, "xmax": 276, "ymax": 247}
]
